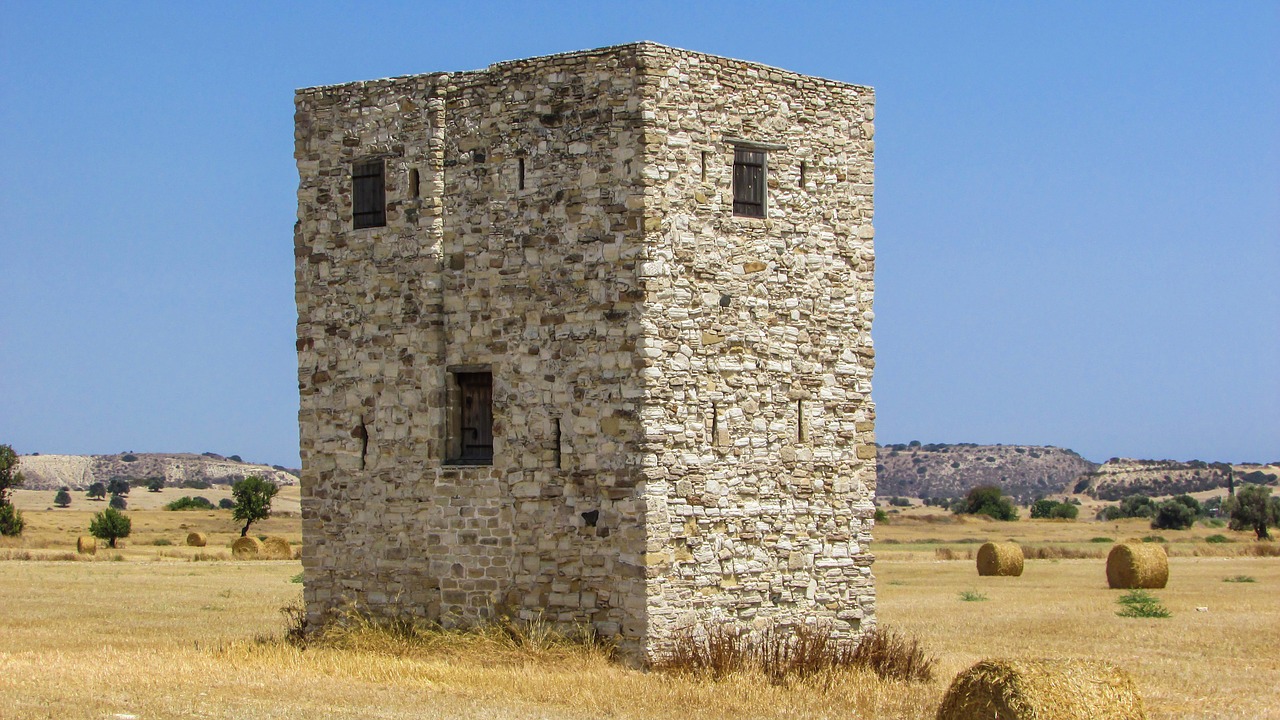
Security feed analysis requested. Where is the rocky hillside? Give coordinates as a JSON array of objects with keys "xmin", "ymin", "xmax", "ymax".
[
  {"xmin": 1073, "ymin": 459, "xmax": 1278, "ymax": 501},
  {"xmin": 14, "ymin": 452, "xmax": 298, "ymax": 491},
  {"xmin": 876, "ymin": 443, "xmax": 1098, "ymax": 502}
]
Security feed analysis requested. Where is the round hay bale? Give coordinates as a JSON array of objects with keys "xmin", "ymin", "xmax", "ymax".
[
  {"xmin": 231, "ymin": 536, "xmax": 264, "ymax": 559},
  {"xmin": 76, "ymin": 536, "xmax": 97, "ymax": 555},
  {"xmin": 1106, "ymin": 542, "xmax": 1168, "ymax": 589},
  {"xmin": 185, "ymin": 532, "xmax": 207, "ymax": 547},
  {"xmin": 976, "ymin": 542, "xmax": 1024, "ymax": 577},
  {"xmin": 936, "ymin": 658, "xmax": 1146, "ymax": 720},
  {"xmin": 261, "ymin": 536, "xmax": 293, "ymax": 560}
]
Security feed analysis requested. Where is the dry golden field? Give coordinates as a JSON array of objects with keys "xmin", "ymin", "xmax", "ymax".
[{"xmin": 1, "ymin": 494, "xmax": 1277, "ymax": 719}]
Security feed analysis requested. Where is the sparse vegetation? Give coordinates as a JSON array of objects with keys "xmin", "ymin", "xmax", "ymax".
[
  {"xmin": 958, "ymin": 590, "xmax": 987, "ymax": 602},
  {"xmin": 1030, "ymin": 498, "xmax": 1078, "ymax": 520},
  {"xmin": 1223, "ymin": 575, "xmax": 1256, "ymax": 583},
  {"xmin": 1205, "ymin": 534, "xmax": 1232, "ymax": 544}
]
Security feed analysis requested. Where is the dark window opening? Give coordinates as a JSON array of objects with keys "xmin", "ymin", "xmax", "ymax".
[
  {"xmin": 353, "ymin": 160, "xmax": 386, "ymax": 229},
  {"xmin": 553, "ymin": 417, "xmax": 563, "ymax": 469},
  {"xmin": 408, "ymin": 168, "xmax": 420, "ymax": 198},
  {"xmin": 354, "ymin": 419, "xmax": 369, "ymax": 470},
  {"xmin": 732, "ymin": 148, "xmax": 766, "ymax": 217},
  {"xmin": 517, "ymin": 158, "xmax": 526, "ymax": 190},
  {"xmin": 448, "ymin": 371, "xmax": 493, "ymax": 465},
  {"xmin": 799, "ymin": 160, "xmax": 807, "ymax": 188},
  {"xmin": 700, "ymin": 151, "xmax": 708, "ymax": 182}
]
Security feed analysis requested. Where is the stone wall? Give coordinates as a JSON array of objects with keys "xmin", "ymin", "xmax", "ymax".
[
  {"xmin": 295, "ymin": 42, "xmax": 875, "ymax": 662},
  {"xmin": 631, "ymin": 45, "xmax": 877, "ymax": 644}
]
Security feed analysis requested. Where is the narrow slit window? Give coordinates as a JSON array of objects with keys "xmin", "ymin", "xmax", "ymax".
[
  {"xmin": 352, "ymin": 159, "xmax": 386, "ymax": 229},
  {"xmin": 518, "ymin": 158, "xmax": 526, "ymax": 190},
  {"xmin": 799, "ymin": 160, "xmax": 807, "ymax": 188},
  {"xmin": 732, "ymin": 148, "xmax": 766, "ymax": 218},
  {"xmin": 797, "ymin": 401, "xmax": 808, "ymax": 444},
  {"xmin": 553, "ymin": 417, "xmax": 562, "ymax": 469},
  {"xmin": 711, "ymin": 402, "xmax": 721, "ymax": 447},
  {"xmin": 408, "ymin": 168, "xmax": 420, "ymax": 198},
  {"xmin": 700, "ymin": 151, "xmax": 708, "ymax": 182},
  {"xmin": 448, "ymin": 371, "xmax": 493, "ymax": 465}
]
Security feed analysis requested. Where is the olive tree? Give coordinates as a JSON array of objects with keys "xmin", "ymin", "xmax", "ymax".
[{"xmin": 231, "ymin": 475, "xmax": 278, "ymax": 537}]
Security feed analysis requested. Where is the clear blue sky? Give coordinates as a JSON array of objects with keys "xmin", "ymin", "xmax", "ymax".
[{"xmin": 1, "ymin": 1, "xmax": 1276, "ymax": 467}]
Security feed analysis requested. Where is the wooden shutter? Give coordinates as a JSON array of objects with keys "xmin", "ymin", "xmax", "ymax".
[
  {"xmin": 457, "ymin": 372, "xmax": 493, "ymax": 463},
  {"xmin": 352, "ymin": 160, "xmax": 386, "ymax": 229},
  {"xmin": 732, "ymin": 148, "xmax": 766, "ymax": 217}
]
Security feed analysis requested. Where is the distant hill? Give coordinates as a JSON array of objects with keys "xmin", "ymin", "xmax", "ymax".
[
  {"xmin": 876, "ymin": 443, "xmax": 1097, "ymax": 503},
  {"xmin": 14, "ymin": 452, "xmax": 298, "ymax": 491},
  {"xmin": 1073, "ymin": 459, "xmax": 1279, "ymax": 501}
]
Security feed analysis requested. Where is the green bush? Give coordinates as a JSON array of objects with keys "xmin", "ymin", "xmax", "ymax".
[
  {"xmin": 181, "ymin": 479, "xmax": 212, "ymax": 490},
  {"xmin": 1223, "ymin": 575, "xmax": 1256, "ymax": 583},
  {"xmin": 1204, "ymin": 534, "xmax": 1232, "ymax": 544},
  {"xmin": 1116, "ymin": 590, "xmax": 1171, "ymax": 618},
  {"xmin": 1090, "ymin": 536, "xmax": 1115, "ymax": 543},
  {"xmin": 874, "ymin": 508, "xmax": 888, "ymax": 522},
  {"xmin": 959, "ymin": 485, "xmax": 1017, "ymax": 521},
  {"xmin": 0, "ymin": 504, "xmax": 24, "ymax": 536},
  {"xmin": 165, "ymin": 496, "xmax": 216, "ymax": 511},
  {"xmin": 53, "ymin": 488, "xmax": 72, "ymax": 508},
  {"xmin": 89, "ymin": 508, "xmax": 132, "ymax": 548},
  {"xmin": 152, "ymin": 538, "xmax": 174, "ymax": 546},
  {"xmin": 218, "ymin": 498, "xmax": 235, "ymax": 510},
  {"xmin": 958, "ymin": 590, "xmax": 987, "ymax": 602},
  {"xmin": 108, "ymin": 495, "xmax": 127, "ymax": 510},
  {"xmin": 1141, "ymin": 535, "xmax": 1167, "ymax": 543},
  {"xmin": 1151, "ymin": 499, "xmax": 1196, "ymax": 531}
]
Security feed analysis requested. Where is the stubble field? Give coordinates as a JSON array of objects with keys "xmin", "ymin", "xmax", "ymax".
[{"xmin": 1, "ymin": 494, "xmax": 1277, "ymax": 719}]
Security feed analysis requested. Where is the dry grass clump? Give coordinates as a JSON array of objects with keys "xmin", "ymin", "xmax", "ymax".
[
  {"xmin": 935, "ymin": 547, "xmax": 974, "ymax": 561},
  {"xmin": 655, "ymin": 622, "xmax": 934, "ymax": 685},
  {"xmin": 186, "ymin": 532, "xmax": 207, "ymax": 547},
  {"xmin": 936, "ymin": 658, "xmax": 1146, "ymax": 720},
  {"xmin": 1107, "ymin": 543, "xmax": 1168, "ymax": 589},
  {"xmin": 1242, "ymin": 542, "xmax": 1280, "ymax": 557},
  {"xmin": 231, "ymin": 536, "xmax": 264, "ymax": 559},
  {"xmin": 1022, "ymin": 545, "xmax": 1104, "ymax": 560},
  {"xmin": 261, "ymin": 536, "xmax": 293, "ymax": 560},
  {"xmin": 300, "ymin": 604, "xmax": 615, "ymax": 667},
  {"xmin": 976, "ymin": 542, "xmax": 1023, "ymax": 576},
  {"xmin": 76, "ymin": 536, "xmax": 96, "ymax": 554}
]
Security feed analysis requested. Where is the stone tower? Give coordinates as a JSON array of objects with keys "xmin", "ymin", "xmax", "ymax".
[{"xmin": 294, "ymin": 42, "xmax": 877, "ymax": 662}]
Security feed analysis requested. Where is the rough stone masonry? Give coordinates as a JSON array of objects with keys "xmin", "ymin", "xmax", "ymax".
[{"xmin": 294, "ymin": 42, "xmax": 876, "ymax": 662}]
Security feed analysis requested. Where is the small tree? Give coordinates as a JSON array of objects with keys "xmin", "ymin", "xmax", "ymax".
[
  {"xmin": 147, "ymin": 477, "xmax": 164, "ymax": 493},
  {"xmin": 1151, "ymin": 499, "xmax": 1196, "ymax": 531},
  {"xmin": 107, "ymin": 478, "xmax": 131, "ymax": 497},
  {"xmin": 1224, "ymin": 484, "xmax": 1280, "ymax": 540},
  {"xmin": 109, "ymin": 494, "xmax": 128, "ymax": 510},
  {"xmin": 87, "ymin": 482, "xmax": 107, "ymax": 500},
  {"xmin": 0, "ymin": 444, "xmax": 24, "ymax": 505},
  {"xmin": 1049, "ymin": 502, "xmax": 1079, "ymax": 520},
  {"xmin": 231, "ymin": 475, "xmax": 278, "ymax": 537},
  {"xmin": 89, "ymin": 508, "xmax": 131, "ymax": 548},
  {"xmin": 0, "ymin": 504, "xmax": 23, "ymax": 536},
  {"xmin": 1119, "ymin": 495, "xmax": 1156, "ymax": 519},
  {"xmin": 54, "ymin": 488, "xmax": 72, "ymax": 508},
  {"xmin": 960, "ymin": 485, "xmax": 1018, "ymax": 521},
  {"xmin": 218, "ymin": 498, "xmax": 235, "ymax": 510},
  {"xmin": 1030, "ymin": 499, "xmax": 1057, "ymax": 519}
]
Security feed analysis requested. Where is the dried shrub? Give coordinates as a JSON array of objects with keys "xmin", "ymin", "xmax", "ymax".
[{"xmin": 655, "ymin": 622, "xmax": 934, "ymax": 685}]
